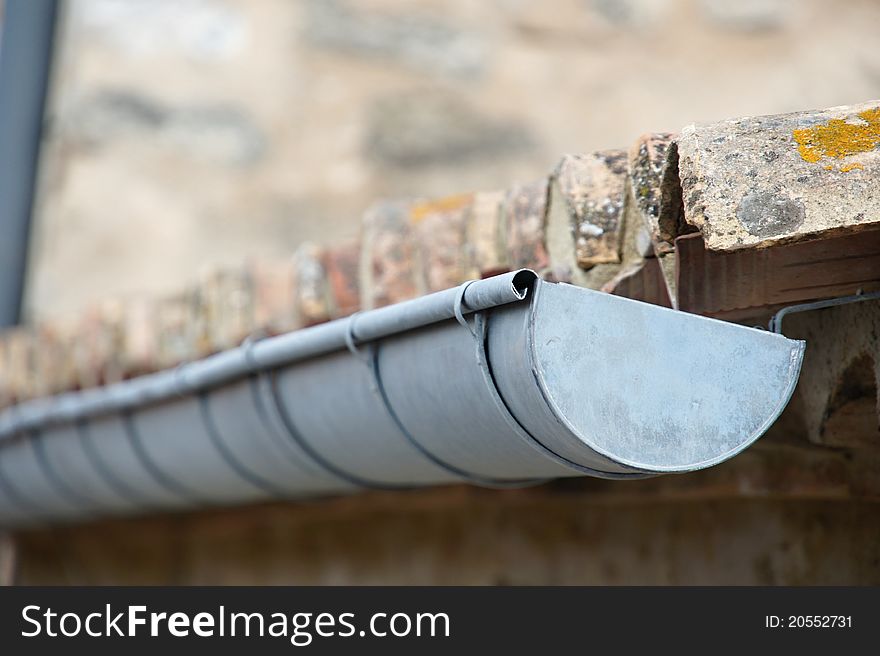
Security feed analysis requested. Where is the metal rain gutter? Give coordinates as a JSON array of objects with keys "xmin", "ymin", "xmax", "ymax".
[{"xmin": 0, "ymin": 270, "xmax": 805, "ymax": 527}]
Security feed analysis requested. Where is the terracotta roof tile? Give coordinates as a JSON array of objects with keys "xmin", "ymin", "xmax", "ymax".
[
  {"xmin": 679, "ymin": 100, "xmax": 880, "ymax": 251},
  {"xmin": 554, "ymin": 151, "xmax": 628, "ymax": 268}
]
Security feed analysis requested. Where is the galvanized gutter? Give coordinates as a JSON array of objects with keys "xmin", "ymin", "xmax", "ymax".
[{"xmin": 0, "ymin": 271, "xmax": 805, "ymax": 526}]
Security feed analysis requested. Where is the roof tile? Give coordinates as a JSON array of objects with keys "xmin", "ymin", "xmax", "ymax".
[
  {"xmin": 678, "ymin": 100, "xmax": 880, "ymax": 251},
  {"xmin": 554, "ymin": 151, "xmax": 628, "ymax": 268},
  {"xmin": 627, "ymin": 132, "xmax": 684, "ymax": 255},
  {"xmin": 501, "ymin": 178, "xmax": 550, "ymax": 271}
]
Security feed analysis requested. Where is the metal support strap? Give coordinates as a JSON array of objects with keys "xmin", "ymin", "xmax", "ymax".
[
  {"xmin": 198, "ymin": 392, "xmax": 289, "ymax": 497},
  {"xmin": 122, "ymin": 412, "xmax": 199, "ymax": 502},
  {"xmin": 769, "ymin": 290, "xmax": 880, "ymax": 334},
  {"xmin": 76, "ymin": 419, "xmax": 142, "ymax": 505},
  {"xmin": 266, "ymin": 368, "xmax": 410, "ymax": 491},
  {"xmin": 369, "ymin": 337, "xmax": 544, "ymax": 490},
  {"xmin": 472, "ymin": 313, "xmax": 651, "ymax": 480}
]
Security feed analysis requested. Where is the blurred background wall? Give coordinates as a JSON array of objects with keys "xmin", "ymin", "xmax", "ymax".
[{"xmin": 23, "ymin": 0, "xmax": 880, "ymax": 320}]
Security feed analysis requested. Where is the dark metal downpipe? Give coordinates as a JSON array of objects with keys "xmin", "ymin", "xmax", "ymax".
[{"xmin": 0, "ymin": 0, "xmax": 59, "ymax": 327}]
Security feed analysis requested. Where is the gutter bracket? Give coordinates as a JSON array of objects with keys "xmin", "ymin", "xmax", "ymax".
[
  {"xmin": 453, "ymin": 279, "xmax": 479, "ymax": 338},
  {"xmin": 344, "ymin": 312, "xmax": 372, "ymax": 368},
  {"xmin": 769, "ymin": 289, "xmax": 880, "ymax": 334}
]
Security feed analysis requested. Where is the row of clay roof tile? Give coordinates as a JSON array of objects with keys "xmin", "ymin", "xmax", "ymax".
[{"xmin": 1, "ymin": 99, "xmax": 878, "ymax": 406}]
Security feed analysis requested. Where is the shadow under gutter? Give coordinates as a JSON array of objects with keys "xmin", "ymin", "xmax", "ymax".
[{"xmin": 0, "ymin": 271, "xmax": 805, "ymax": 527}]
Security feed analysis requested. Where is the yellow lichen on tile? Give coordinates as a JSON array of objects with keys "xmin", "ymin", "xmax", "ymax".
[
  {"xmin": 409, "ymin": 193, "xmax": 474, "ymax": 224},
  {"xmin": 792, "ymin": 107, "xmax": 880, "ymax": 164},
  {"xmin": 840, "ymin": 162, "xmax": 865, "ymax": 172}
]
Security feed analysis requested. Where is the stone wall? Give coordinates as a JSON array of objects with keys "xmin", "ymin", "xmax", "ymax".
[{"xmin": 25, "ymin": 0, "xmax": 880, "ymax": 320}]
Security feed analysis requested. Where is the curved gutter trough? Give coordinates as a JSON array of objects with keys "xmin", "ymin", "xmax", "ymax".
[{"xmin": 0, "ymin": 271, "xmax": 804, "ymax": 526}]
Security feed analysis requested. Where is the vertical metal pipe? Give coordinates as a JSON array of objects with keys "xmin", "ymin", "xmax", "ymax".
[{"xmin": 0, "ymin": 0, "xmax": 59, "ymax": 326}]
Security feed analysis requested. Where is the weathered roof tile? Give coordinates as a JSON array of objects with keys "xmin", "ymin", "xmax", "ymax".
[
  {"xmin": 678, "ymin": 100, "xmax": 880, "ymax": 251},
  {"xmin": 294, "ymin": 243, "xmax": 332, "ymax": 326},
  {"xmin": 501, "ymin": 178, "xmax": 550, "ymax": 271},
  {"xmin": 466, "ymin": 190, "xmax": 507, "ymax": 276},
  {"xmin": 322, "ymin": 241, "xmax": 361, "ymax": 318},
  {"xmin": 554, "ymin": 151, "xmax": 628, "ymax": 268},
  {"xmin": 409, "ymin": 193, "xmax": 474, "ymax": 293},
  {"xmin": 627, "ymin": 132, "xmax": 684, "ymax": 254},
  {"xmin": 360, "ymin": 200, "xmax": 420, "ymax": 308},
  {"xmin": 250, "ymin": 258, "xmax": 297, "ymax": 335}
]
